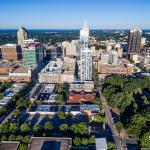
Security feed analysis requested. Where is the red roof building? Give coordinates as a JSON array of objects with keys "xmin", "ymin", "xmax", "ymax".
[{"xmin": 68, "ymin": 91, "xmax": 95, "ymax": 104}]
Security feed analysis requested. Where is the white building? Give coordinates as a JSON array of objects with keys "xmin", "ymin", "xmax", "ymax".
[{"xmin": 80, "ymin": 20, "xmax": 92, "ymax": 82}]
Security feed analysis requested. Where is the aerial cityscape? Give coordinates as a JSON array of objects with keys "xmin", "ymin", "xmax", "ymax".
[{"xmin": 0, "ymin": 0, "xmax": 150, "ymax": 150}]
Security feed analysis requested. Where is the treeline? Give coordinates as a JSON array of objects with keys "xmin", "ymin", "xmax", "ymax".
[{"xmin": 102, "ymin": 75, "xmax": 150, "ymax": 148}]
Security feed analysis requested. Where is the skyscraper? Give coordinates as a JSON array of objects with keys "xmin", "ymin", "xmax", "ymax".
[
  {"xmin": 127, "ymin": 28, "xmax": 142, "ymax": 54},
  {"xmin": 17, "ymin": 27, "xmax": 28, "ymax": 47},
  {"xmin": 80, "ymin": 20, "xmax": 92, "ymax": 82}
]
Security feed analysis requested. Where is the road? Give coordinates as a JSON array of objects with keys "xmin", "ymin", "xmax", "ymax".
[{"xmin": 93, "ymin": 75, "xmax": 127, "ymax": 150}]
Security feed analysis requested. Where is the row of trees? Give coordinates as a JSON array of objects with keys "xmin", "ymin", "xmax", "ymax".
[{"xmin": 0, "ymin": 121, "xmax": 90, "ymax": 146}]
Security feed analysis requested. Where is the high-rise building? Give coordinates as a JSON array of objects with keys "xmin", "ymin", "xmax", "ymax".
[
  {"xmin": 0, "ymin": 44, "xmax": 22, "ymax": 61},
  {"xmin": 127, "ymin": 28, "xmax": 142, "ymax": 54},
  {"xmin": 80, "ymin": 21, "xmax": 92, "ymax": 82},
  {"xmin": 17, "ymin": 27, "xmax": 28, "ymax": 47},
  {"xmin": 22, "ymin": 41, "xmax": 44, "ymax": 69}
]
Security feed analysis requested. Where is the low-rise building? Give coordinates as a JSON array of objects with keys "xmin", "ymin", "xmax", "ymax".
[
  {"xmin": 28, "ymin": 104, "xmax": 100, "ymax": 116},
  {"xmin": 28, "ymin": 137, "xmax": 72, "ymax": 150},
  {"xmin": 68, "ymin": 91, "xmax": 95, "ymax": 104},
  {"xmin": 30, "ymin": 83, "xmax": 57, "ymax": 103},
  {"xmin": 0, "ymin": 83, "xmax": 25, "ymax": 106}
]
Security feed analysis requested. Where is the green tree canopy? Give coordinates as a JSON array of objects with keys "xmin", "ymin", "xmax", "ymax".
[
  {"xmin": 44, "ymin": 121, "xmax": 53, "ymax": 131},
  {"xmin": 140, "ymin": 132, "xmax": 150, "ymax": 148},
  {"xmin": 8, "ymin": 134, "xmax": 16, "ymax": 141},
  {"xmin": 20, "ymin": 123, "xmax": 30, "ymax": 133},
  {"xmin": 59, "ymin": 123, "xmax": 69, "ymax": 132},
  {"xmin": 81, "ymin": 138, "xmax": 89, "ymax": 145},
  {"xmin": 73, "ymin": 137, "xmax": 81, "ymax": 146},
  {"xmin": 9, "ymin": 123, "xmax": 17, "ymax": 133},
  {"xmin": 108, "ymin": 142, "xmax": 117, "ymax": 150}
]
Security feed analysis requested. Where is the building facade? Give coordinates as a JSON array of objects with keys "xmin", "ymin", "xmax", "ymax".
[
  {"xmin": 80, "ymin": 21, "xmax": 92, "ymax": 82},
  {"xmin": 22, "ymin": 42, "xmax": 44, "ymax": 68},
  {"xmin": 17, "ymin": 27, "xmax": 28, "ymax": 48},
  {"xmin": 127, "ymin": 28, "xmax": 142, "ymax": 54},
  {"xmin": 0, "ymin": 44, "xmax": 22, "ymax": 61}
]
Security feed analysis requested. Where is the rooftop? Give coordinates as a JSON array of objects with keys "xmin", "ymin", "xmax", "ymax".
[
  {"xmin": 0, "ymin": 44, "xmax": 17, "ymax": 48},
  {"xmin": 28, "ymin": 137, "xmax": 72, "ymax": 150},
  {"xmin": 96, "ymin": 138, "xmax": 107, "ymax": 150},
  {"xmin": 0, "ymin": 141, "xmax": 20, "ymax": 150}
]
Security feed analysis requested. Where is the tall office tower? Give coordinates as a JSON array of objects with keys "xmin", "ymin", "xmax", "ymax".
[
  {"xmin": 0, "ymin": 44, "xmax": 22, "ymax": 61},
  {"xmin": 80, "ymin": 20, "xmax": 92, "ymax": 82},
  {"xmin": 17, "ymin": 27, "xmax": 28, "ymax": 47},
  {"xmin": 127, "ymin": 28, "xmax": 142, "ymax": 54},
  {"xmin": 22, "ymin": 42, "xmax": 44, "ymax": 69}
]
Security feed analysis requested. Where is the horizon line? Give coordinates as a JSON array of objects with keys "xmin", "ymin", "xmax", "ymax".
[{"xmin": 0, "ymin": 28, "xmax": 150, "ymax": 30}]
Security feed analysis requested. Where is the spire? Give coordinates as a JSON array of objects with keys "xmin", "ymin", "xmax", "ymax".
[{"xmin": 83, "ymin": 19, "xmax": 88, "ymax": 29}]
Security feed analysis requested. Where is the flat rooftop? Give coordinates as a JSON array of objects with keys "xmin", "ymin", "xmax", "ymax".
[
  {"xmin": 28, "ymin": 137, "xmax": 72, "ymax": 150},
  {"xmin": 29, "ymin": 104, "xmax": 100, "ymax": 113},
  {"xmin": 0, "ymin": 61, "xmax": 19, "ymax": 69},
  {"xmin": 0, "ymin": 141, "xmax": 20, "ymax": 150}
]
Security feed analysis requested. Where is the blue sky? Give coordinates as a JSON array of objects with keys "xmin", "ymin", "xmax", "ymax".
[{"xmin": 0, "ymin": 0, "xmax": 150, "ymax": 29}]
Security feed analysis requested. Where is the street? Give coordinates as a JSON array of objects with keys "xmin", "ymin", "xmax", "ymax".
[{"xmin": 93, "ymin": 74, "xmax": 127, "ymax": 150}]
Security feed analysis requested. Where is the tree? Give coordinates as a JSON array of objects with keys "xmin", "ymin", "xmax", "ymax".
[
  {"xmin": 33, "ymin": 124, "xmax": 41, "ymax": 133},
  {"xmin": 70, "ymin": 122, "xmax": 89, "ymax": 135},
  {"xmin": 16, "ymin": 97, "xmax": 28, "ymax": 109},
  {"xmin": 55, "ymin": 94, "xmax": 65, "ymax": 105},
  {"xmin": 140, "ymin": 132, "xmax": 150, "ymax": 148},
  {"xmin": 108, "ymin": 142, "xmax": 117, "ymax": 150},
  {"xmin": 9, "ymin": 123, "xmax": 17, "ymax": 133},
  {"xmin": 59, "ymin": 123, "xmax": 69, "ymax": 132},
  {"xmin": 12, "ymin": 108, "xmax": 20, "ymax": 116},
  {"xmin": 16, "ymin": 135, "xmax": 23, "ymax": 141},
  {"xmin": 92, "ymin": 115, "xmax": 106, "ymax": 124},
  {"xmin": 44, "ymin": 121, "xmax": 53, "ymax": 131},
  {"xmin": 18, "ymin": 143, "xmax": 28, "ymax": 150},
  {"xmin": 82, "ymin": 138, "xmax": 89, "ymax": 145},
  {"xmin": 20, "ymin": 123, "xmax": 30, "ymax": 133},
  {"xmin": 23, "ymin": 135, "xmax": 31, "ymax": 144},
  {"xmin": 89, "ymin": 135, "xmax": 95, "ymax": 144},
  {"xmin": 0, "ymin": 93, "xmax": 4, "ymax": 100},
  {"xmin": 127, "ymin": 114, "xmax": 148, "ymax": 138},
  {"xmin": 116, "ymin": 122, "xmax": 123, "ymax": 132},
  {"xmin": 66, "ymin": 112, "xmax": 72, "ymax": 119},
  {"xmin": 73, "ymin": 137, "xmax": 81, "ymax": 146},
  {"xmin": 1, "ymin": 135, "xmax": 7, "ymax": 141},
  {"xmin": 0, "ymin": 123, "xmax": 10, "ymax": 134},
  {"xmin": 8, "ymin": 134, "xmax": 16, "ymax": 141},
  {"xmin": 57, "ymin": 112, "xmax": 66, "ymax": 120},
  {"xmin": 141, "ymin": 95, "xmax": 149, "ymax": 105}
]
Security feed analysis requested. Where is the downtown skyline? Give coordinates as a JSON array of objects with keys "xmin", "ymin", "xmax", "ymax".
[{"xmin": 0, "ymin": 0, "xmax": 150, "ymax": 29}]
